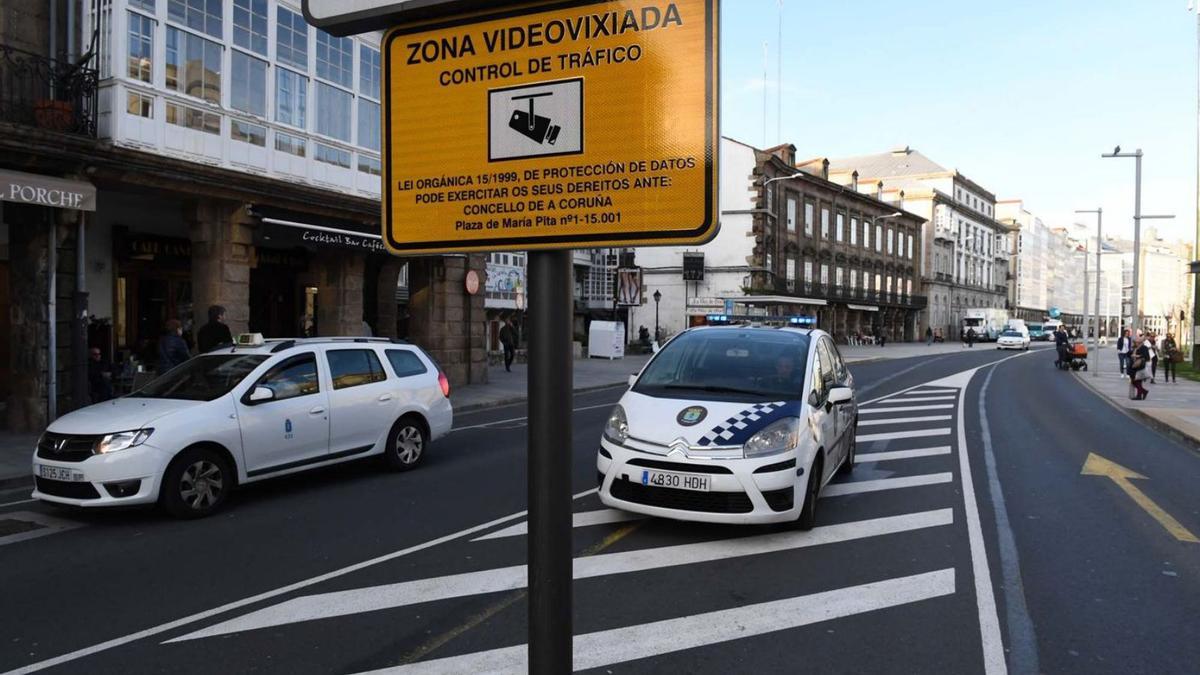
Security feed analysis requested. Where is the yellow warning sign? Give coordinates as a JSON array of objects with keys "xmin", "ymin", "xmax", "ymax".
[{"xmin": 381, "ymin": 0, "xmax": 718, "ymax": 254}]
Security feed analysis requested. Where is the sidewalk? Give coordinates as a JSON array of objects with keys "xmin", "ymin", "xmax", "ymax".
[
  {"xmin": 1074, "ymin": 364, "xmax": 1200, "ymax": 450},
  {"xmin": 839, "ymin": 340, "xmax": 1038, "ymax": 363},
  {"xmin": 0, "ymin": 433, "xmax": 37, "ymax": 490},
  {"xmin": 451, "ymin": 353, "xmax": 651, "ymax": 412}
]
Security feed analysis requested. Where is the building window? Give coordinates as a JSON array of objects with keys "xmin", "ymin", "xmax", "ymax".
[
  {"xmin": 804, "ymin": 202, "xmax": 814, "ymax": 237},
  {"xmin": 821, "ymin": 207, "xmax": 830, "ymax": 238},
  {"xmin": 876, "ymin": 273, "xmax": 883, "ymax": 294},
  {"xmin": 315, "ymin": 143, "xmax": 351, "ymax": 168},
  {"xmin": 358, "ymin": 155, "xmax": 382, "ymax": 176},
  {"xmin": 230, "ymin": 51, "xmax": 267, "ymax": 117},
  {"xmin": 835, "ymin": 267, "xmax": 844, "ymax": 289},
  {"xmin": 875, "ymin": 225, "xmax": 883, "ymax": 252},
  {"xmin": 850, "ymin": 217, "xmax": 858, "ymax": 246},
  {"xmin": 165, "ymin": 27, "xmax": 222, "ymax": 104},
  {"xmin": 850, "ymin": 269, "xmax": 858, "ymax": 290},
  {"xmin": 127, "ymin": 12, "xmax": 154, "ymax": 83},
  {"xmin": 887, "ymin": 228, "xmax": 894, "ymax": 255},
  {"xmin": 166, "ymin": 102, "xmax": 220, "ymax": 134},
  {"xmin": 130, "ymin": 0, "xmax": 155, "ymax": 11},
  {"xmin": 907, "ymin": 233, "xmax": 914, "ymax": 259},
  {"xmin": 863, "ymin": 220, "xmax": 870, "ymax": 249},
  {"xmin": 803, "ymin": 260, "xmax": 813, "ymax": 283},
  {"xmin": 836, "ymin": 212, "xmax": 844, "ymax": 242},
  {"xmin": 786, "ymin": 197, "xmax": 797, "ymax": 232},
  {"xmin": 357, "ymin": 100, "xmax": 380, "ymax": 151},
  {"xmin": 233, "ymin": 0, "xmax": 267, "ymax": 56},
  {"xmin": 820, "ymin": 263, "xmax": 829, "ymax": 287},
  {"xmin": 360, "ymin": 45, "xmax": 381, "ymax": 99},
  {"xmin": 316, "ymin": 82, "xmax": 352, "ymax": 142},
  {"xmin": 786, "ymin": 258, "xmax": 796, "ymax": 283},
  {"xmin": 275, "ymin": 68, "xmax": 307, "ymax": 128},
  {"xmin": 316, "ymin": 30, "xmax": 354, "ymax": 88},
  {"xmin": 275, "ymin": 131, "xmax": 306, "ymax": 157},
  {"xmin": 126, "ymin": 91, "xmax": 153, "ymax": 118},
  {"xmin": 230, "ymin": 119, "xmax": 266, "ymax": 146},
  {"xmin": 276, "ymin": 7, "xmax": 308, "ymax": 70},
  {"xmin": 168, "ymin": 0, "xmax": 222, "ymax": 38}
]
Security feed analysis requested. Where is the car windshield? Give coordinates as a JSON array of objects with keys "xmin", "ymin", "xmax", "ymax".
[
  {"xmin": 634, "ymin": 329, "xmax": 812, "ymax": 401},
  {"xmin": 1002, "ymin": 331, "xmax": 1021, "ymax": 337},
  {"xmin": 129, "ymin": 355, "xmax": 269, "ymax": 401}
]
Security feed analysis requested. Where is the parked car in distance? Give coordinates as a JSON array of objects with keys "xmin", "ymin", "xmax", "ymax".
[
  {"xmin": 32, "ymin": 336, "xmax": 453, "ymax": 518},
  {"xmin": 996, "ymin": 329, "xmax": 1031, "ymax": 351}
]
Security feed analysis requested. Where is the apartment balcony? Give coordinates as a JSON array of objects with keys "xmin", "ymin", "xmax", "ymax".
[
  {"xmin": 0, "ymin": 43, "xmax": 97, "ymax": 137},
  {"xmin": 763, "ymin": 281, "xmax": 926, "ymax": 309},
  {"xmin": 994, "ymin": 284, "xmax": 1007, "ymax": 295}
]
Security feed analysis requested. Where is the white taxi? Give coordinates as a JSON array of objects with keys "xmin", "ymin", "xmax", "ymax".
[
  {"xmin": 996, "ymin": 329, "xmax": 1030, "ymax": 351},
  {"xmin": 32, "ymin": 336, "xmax": 453, "ymax": 518},
  {"xmin": 598, "ymin": 326, "xmax": 857, "ymax": 529}
]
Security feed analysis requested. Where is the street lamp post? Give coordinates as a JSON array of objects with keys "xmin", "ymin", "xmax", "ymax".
[
  {"xmin": 1100, "ymin": 147, "xmax": 1175, "ymax": 334},
  {"xmin": 1076, "ymin": 208, "xmax": 1104, "ymax": 377},
  {"xmin": 653, "ymin": 289, "xmax": 662, "ymax": 344},
  {"xmin": 1190, "ymin": 1, "xmax": 1200, "ymax": 367}
]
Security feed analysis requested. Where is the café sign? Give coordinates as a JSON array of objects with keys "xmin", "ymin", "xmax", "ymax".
[{"xmin": 0, "ymin": 169, "xmax": 96, "ymax": 211}]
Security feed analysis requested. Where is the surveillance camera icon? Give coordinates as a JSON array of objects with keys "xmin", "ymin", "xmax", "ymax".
[{"xmin": 509, "ymin": 92, "xmax": 561, "ymax": 145}]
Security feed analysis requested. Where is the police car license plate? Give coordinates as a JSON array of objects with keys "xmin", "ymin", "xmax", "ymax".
[
  {"xmin": 641, "ymin": 469, "xmax": 709, "ymax": 492},
  {"xmin": 37, "ymin": 465, "xmax": 85, "ymax": 482}
]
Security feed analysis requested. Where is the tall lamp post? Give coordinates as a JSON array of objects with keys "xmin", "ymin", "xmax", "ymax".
[
  {"xmin": 1100, "ymin": 147, "xmax": 1175, "ymax": 334},
  {"xmin": 653, "ymin": 289, "xmax": 662, "ymax": 344},
  {"xmin": 1189, "ymin": 1, "xmax": 1200, "ymax": 367},
  {"xmin": 1076, "ymin": 208, "xmax": 1104, "ymax": 377}
]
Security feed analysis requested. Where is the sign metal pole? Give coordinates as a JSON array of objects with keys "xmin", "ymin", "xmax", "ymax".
[{"xmin": 527, "ymin": 249, "xmax": 573, "ymax": 673}]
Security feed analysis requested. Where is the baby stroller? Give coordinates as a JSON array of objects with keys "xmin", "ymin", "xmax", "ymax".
[{"xmin": 1055, "ymin": 339, "xmax": 1088, "ymax": 371}]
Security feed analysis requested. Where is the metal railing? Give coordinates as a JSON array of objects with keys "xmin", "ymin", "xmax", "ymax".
[
  {"xmin": 0, "ymin": 43, "xmax": 98, "ymax": 136},
  {"xmin": 765, "ymin": 281, "xmax": 927, "ymax": 309}
]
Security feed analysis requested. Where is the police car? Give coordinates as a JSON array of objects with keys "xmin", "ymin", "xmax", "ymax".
[
  {"xmin": 598, "ymin": 325, "xmax": 856, "ymax": 528},
  {"xmin": 31, "ymin": 336, "xmax": 453, "ymax": 518}
]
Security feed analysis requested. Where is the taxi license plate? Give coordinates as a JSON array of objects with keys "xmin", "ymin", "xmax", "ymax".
[
  {"xmin": 641, "ymin": 469, "xmax": 709, "ymax": 492},
  {"xmin": 37, "ymin": 465, "xmax": 85, "ymax": 482}
]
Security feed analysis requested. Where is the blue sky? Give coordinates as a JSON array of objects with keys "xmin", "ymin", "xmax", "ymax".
[{"xmin": 720, "ymin": 0, "xmax": 1198, "ymax": 247}]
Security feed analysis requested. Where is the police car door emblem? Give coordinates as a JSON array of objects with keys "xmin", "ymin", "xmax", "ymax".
[{"xmin": 676, "ymin": 406, "xmax": 707, "ymax": 426}]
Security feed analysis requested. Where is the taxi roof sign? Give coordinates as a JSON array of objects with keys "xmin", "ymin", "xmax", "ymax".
[{"xmin": 380, "ymin": 0, "xmax": 719, "ymax": 254}]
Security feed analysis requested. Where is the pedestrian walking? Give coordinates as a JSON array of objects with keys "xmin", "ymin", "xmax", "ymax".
[
  {"xmin": 1116, "ymin": 328, "xmax": 1131, "ymax": 374},
  {"xmin": 925, "ymin": 326, "xmax": 933, "ymax": 346},
  {"xmin": 1054, "ymin": 326, "xmax": 1070, "ymax": 368},
  {"xmin": 196, "ymin": 305, "xmax": 233, "ymax": 354},
  {"xmin": 1128, "ymin": 337, "xmax": 1152, "ymax": 400},
  {"xmin": 1162, "ymin": 333, "xmax": 1180, "ymax": 383},
  {"xmin": 1147, "ymin": 333, "xmax": 1159, "ymax": 384},
  {"xmin": 157, "ymin": 319, "xmax": 190, "ymax": 373},
  {"xmin": 966, "ymin": 327, "xmax": 976, "ymax": 348},
  {"xmin": 499, "ymin": 317, "xmax": 516, "ymax": 372}
]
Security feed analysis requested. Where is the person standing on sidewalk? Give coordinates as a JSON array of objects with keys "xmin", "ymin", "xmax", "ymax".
[
  {"xmin": 926, "ymin": 326, "xmax": 933, "ymax": 346},
  {"xmin": 1116, "ymin": 328, "xmax": 1131, "ymax": 374},
  {"xmin": 1147, "ymin": 333, "xmax": 1159, "ymax": 384},
  {"xmin": 1129, "ymin": 337, "xmax": 1152, "ymax": 400},
  {"xmin": 966, "ymin": 327, "xmax": 976, "ymax": 348},
  {"xmin": 499, "ymin": 317, "xmax": 517, "ymax": 373},
  {"xmin": 1162, "ymin": 333, "xmax": 1180, "ymax": 383}
]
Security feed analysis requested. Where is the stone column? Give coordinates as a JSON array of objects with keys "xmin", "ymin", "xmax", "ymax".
[
  {"xmin": 7, "ymin": 204, "xmax": 50, "ymax": 432},
  {"xmin": 407, "ymin": 255, "xmax": 488, "ymax": 387},
  {"xmin": 189, "ymin": 201, "xmax": 254, "ymax": 336},
  {"xmin": 313, "ymin": 253, "xmax": 365, "ymax": 337}
]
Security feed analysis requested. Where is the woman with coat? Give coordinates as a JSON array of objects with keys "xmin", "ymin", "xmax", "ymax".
[
  {"xmin": 1128, "ymin": 337, "xmax": 1152, "ymax": 400},
  {"xmin": 1162, "ymin": 333, "xmax": 1180, "ymax": 383}
]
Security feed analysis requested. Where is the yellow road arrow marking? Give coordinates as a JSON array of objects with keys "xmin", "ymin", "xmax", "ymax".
[{"xmin": 1081, "ymin": 453, "xmax": 1199, "ymax": 543}]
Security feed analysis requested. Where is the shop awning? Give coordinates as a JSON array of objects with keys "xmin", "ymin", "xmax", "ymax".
[
  {"xmin": 0, "ymin": 168, "xmax": 95, "ymax": 211},
  {"xmin": 732, "ymin": 295, "xmax": 828, "ymax": 307},
  {"xmin": 847, "ymin": 304, "xmax": 880, "ymax": 312},
  {"xmin": 256, "ymin": 215, "xmax": 387, "ymax": 254}
]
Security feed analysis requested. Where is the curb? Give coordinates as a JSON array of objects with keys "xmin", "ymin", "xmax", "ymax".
[
  {"xmin": 0, "ymin": 474, "xmax": 32, "ymax": 491},
  {"xmin": 1072, "ymin": 372, "xmax": 1200, "ymax": 451},
  {"xmin": 454, "ymin": 381, "xmax": 628, "ymax": 415}
]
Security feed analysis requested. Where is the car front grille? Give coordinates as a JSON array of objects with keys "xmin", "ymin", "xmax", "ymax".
[
  {"xmin": 36, "ymin": 433, "xmax": 99, "ymax": 462},
  {"xmin": 609, "ymin": 477, "xmax": 753, "ymax": 514},
  {"xmin": 35, "ymin": 477, "xmax": 101, "ymax": 500}
]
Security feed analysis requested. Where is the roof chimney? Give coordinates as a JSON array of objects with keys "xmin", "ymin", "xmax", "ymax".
[
  {"xmin": 898, "ymin": 190, "xmax": 905, "ymax": 211},
  {"xmin": 876, "ymin": 181, "xmax": 884, "ymax": 200},
  {"xmin": 821, "ymin": 158, "xmax": 830, "ymax": 180},
  {"xmin": 890, "ymin": 145, "xmax": 911, "ymax": 157},
  {"xmin": 851, "ymin": 170, "xmax": 859, "ymax": 191}
]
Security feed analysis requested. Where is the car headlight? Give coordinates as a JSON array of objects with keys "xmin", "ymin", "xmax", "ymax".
[
  {"xmin": 743, "ymin": 417, "xmax": 800, "ymax": 458},
  {"xmin": 603, "ymin": 405, "xmax": 629, "ymax": 445},
  {"xmin": 96, "ymin": 429, "xmax": 154, "ymax": 454}
]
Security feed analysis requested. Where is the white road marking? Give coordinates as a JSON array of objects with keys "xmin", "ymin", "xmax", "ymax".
[
  {"xmin": 921, "ymin": 369, "xmax": 1010, "ymax": 674},
  {"xmin": 878, "ymin": 395, "xmax": 958, "ymax": 403},
  {"xmin": 822, "ymin": 473, "xmax": 953, "ymax": 497},
  {"xmin": 0, "ymin": 498, "xmax": 37, "ymax": 509},
  {"xmin": 168, "ymin": 509, "xmax": 954, "ymax": 642},
  {"xmin": 857, "ymin": 446, "xmax": 953, "ymax": 463},
  {"xmin": 858, "ymin": 404, "xmax": 954, "ymax": 414},
  {"xmin": 472, "ymin": 508, "xmax": 643, "ymax": 541},
  {"xmin": 355, "ymin": 569, "xmax": 957, "ymax": 674},
  {"xmin": 0, "ymin": 511, "xmax": 83, "ymax": 546},
  {"xmin": 857, "ymin": 415, "xmax": 953, "ymax": 427},
  {"xmin": 450, "ymin": 403, "xmax": 615, "ymax": 432},
  {"xmin": 902, "ymin": 388, "xmax": 959, "ymax": 395},
  {"xmin": 0, "ymin": 488, "xmax": 600, "ymax": 675},
  {"xmin": 856, "ymin": 428, "xmax": 952, "ymax": 443}
]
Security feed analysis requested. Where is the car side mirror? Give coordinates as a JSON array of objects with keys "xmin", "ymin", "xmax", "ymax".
[
  {"xmin": 828, "ymin": 386, "xmax": 853, "ymax": 405},
  {"xmin": 807, "ymin": 391, "xmax": 821, "ymax": 408},
  {"xmin": 628, "ymin": 374, "xmax": 638, "ymax": 387},
  {"xmin": 248, "ymin": 386, "xmax": 275, "ymax": 403}
]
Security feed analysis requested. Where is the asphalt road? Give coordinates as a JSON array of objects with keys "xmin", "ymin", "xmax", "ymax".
[{"xmin": 1, "ymin": 344, "xmax": 1197, "ymax": 674}]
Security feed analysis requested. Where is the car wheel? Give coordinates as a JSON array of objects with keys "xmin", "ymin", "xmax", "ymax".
[
  {"xmin": 839, "ymin": 428, "xmax": 856, "ymax": 475},
  {"xmin": 160, "ymin": 447, "xmax": 231, "ymax": 519},
  {"xmin": 385, "ymin": 416, "xmax": 427, "ymax": 471},
  {"xmin": 796, "ymin": 456, "xmax": 821, "ymax": 531}
]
